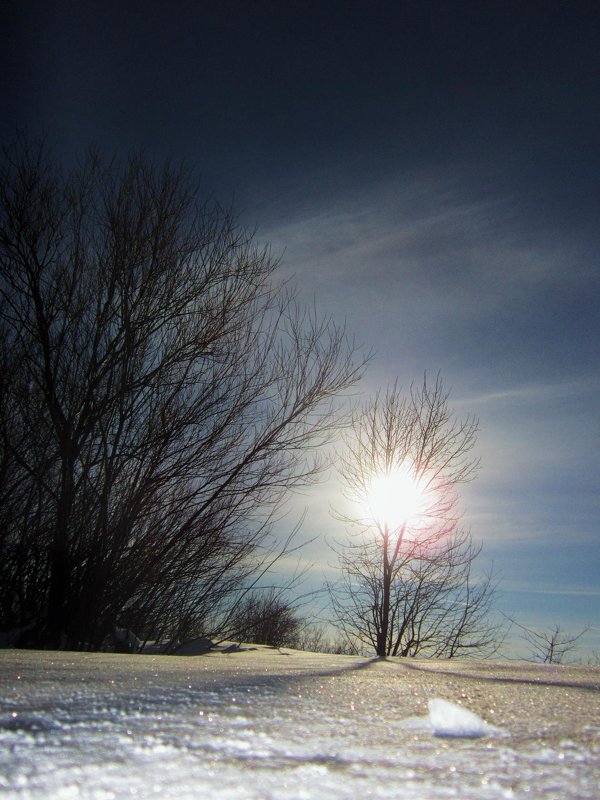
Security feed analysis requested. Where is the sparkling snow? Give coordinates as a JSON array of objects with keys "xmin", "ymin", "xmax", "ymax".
[{"xmin": 0, "ymin": 648, "xmax": 598, "ymax": 799}]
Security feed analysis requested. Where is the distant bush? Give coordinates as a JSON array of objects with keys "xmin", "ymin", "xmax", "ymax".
[{"xmin": 230, "ymin": 591, "xmax": 303, "ymax": 648}]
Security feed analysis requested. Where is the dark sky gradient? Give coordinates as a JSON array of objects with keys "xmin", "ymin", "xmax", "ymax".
[{"xmin": 2, "ymin": 1, "xmax": 599, "ymax": 654}]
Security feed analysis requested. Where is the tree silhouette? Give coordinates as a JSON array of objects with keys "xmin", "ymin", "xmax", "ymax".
[
  {"xmin": 0, "ymin": 138, "xmax": 362, "ymax": 649},
  {"xmin": 330, "ymin": 376, "xmax": 500, "ymax": 658}
]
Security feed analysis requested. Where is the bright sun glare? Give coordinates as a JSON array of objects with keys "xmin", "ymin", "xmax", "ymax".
[{"xmin": 366, "ymin": 467, "xmax": 426, "ymax": 531}]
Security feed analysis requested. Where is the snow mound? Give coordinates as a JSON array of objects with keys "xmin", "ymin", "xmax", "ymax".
[
  {"xmin": 428, "ymin": 698, "xmax": 500, "ymax": 738},
  {"xmin": 399, "ymin": 698, "xmax": 503, "ymax": 739}
]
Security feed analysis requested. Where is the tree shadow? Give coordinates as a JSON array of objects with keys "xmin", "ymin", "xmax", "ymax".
[{"xmin": 394, "ymin": 659, "xmax": 600, "ymax": 693}]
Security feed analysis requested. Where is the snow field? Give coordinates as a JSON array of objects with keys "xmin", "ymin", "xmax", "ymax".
[{"xmin": 0, "ymin": 649, "xmax": 598, "ymax": 799}]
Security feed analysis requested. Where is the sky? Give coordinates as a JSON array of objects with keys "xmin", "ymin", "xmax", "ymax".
[{"xmin": 2, "ymin": 1, "xmax": 599, "ymax": 656}]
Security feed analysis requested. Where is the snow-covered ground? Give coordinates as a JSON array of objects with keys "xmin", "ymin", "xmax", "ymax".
[{"xmin": 1, "ymin": 647, "xmax": 598, "ymax": 799}]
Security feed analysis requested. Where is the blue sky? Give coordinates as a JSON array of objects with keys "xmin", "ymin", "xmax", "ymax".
[{"xmin": 2, "ymin": 1, "xmax": 599, "ymax": 657}]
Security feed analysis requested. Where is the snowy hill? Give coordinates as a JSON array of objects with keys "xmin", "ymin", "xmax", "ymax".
[{"xmin": 1, "ymin": 647, "xmax": 598, "ymax": 799}]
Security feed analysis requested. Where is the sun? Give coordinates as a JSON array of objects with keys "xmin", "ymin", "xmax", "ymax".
[{"xmin": 366, "ymin": 466, "xmax": 426, "ymax": 531}]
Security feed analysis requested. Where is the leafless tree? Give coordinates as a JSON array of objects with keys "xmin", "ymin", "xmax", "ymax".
[
  {"xmin": 228, "ymin": 589, "xmax": 303, "ymax": 648},
  {"xmin": 330, "ymin": 528, "xmax": 500, "ymax": 658},
  {"xmin": 295, "ymin": 621, "xmax": 326, "ymax": 653},
  {"xmin": 507, "ymin": 618, "xmax": 589, "ymax": 664},
  {"xmin": 0, "ymin": 137, "xmax": 363, "ymax": 649},
  {"xmin": 329, "ymin": 376, "xmax": 501, "ymax": 658}
]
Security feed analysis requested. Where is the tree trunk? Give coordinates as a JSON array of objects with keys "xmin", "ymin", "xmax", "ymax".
[
  {"xmin": 47, "ymin": 454, "xmax": 74, "ymax": 648},
  {"xmin": 377, "ymin": 525, "xmax": 390, "ymax": 657}
]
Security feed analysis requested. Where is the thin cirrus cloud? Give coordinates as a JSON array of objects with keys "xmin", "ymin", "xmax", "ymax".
[
  {"xmin": 261, "ymin": 168, "xmax": 592, "ymax": 327},
  {"xmin": 258, "ymin": 168, "xmax": 597, "ymax": 415}
]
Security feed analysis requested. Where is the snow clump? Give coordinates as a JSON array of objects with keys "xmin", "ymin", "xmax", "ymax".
[
  {"xmin": 399, "ymin": 697, "xmax": 503, "ymax": 739},
  {"xmin": 427, "ymin": 698, "xmax": 501, "ymax": 738}
]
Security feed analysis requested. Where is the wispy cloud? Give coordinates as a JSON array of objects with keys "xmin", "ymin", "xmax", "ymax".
[
  {"xmin": 262, "ymin": 166, "xmax": 596, "ymax": 308},
  {"xmin": 456, "ymin": 376, "xmax": 600, "ymax": 409},
  {"xmin": 502, "ymin": 584, "xmax": 600, "ymax": 597}
]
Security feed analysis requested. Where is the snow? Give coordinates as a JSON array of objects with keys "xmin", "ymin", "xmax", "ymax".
[
  {"xmin": 0, "ymin": 648, "xmax": 599, "ymax": 799},
  {"xmin": 428, "ymin": 697, "xmax": 502, "ymax": 738},
  {"xmin": 400, "ymin": 698, "xmax": 503, "ymax": 738}
]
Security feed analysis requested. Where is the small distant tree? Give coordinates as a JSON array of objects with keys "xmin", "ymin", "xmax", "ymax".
[
  {"xmin": 325, "ymin": 636, "xmax": 362, "ymax": 656},
  {"xmin": 509, "ymin": 619, "xmax": 589, "ymax": 664},
  {"xmin": 330, "ymin": 376, "xmax": 501, "ymax": 658},
  {"xmin": 229, "ymin": 590, "xmax": 303, "ymax": 648},
  {"xmin": 296, "ymin": 621, "xmax": 326, "ymax": 653}
]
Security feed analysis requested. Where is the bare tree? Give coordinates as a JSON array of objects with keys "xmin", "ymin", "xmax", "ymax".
[
  {"xmin": 228, "ymin": 589, "xmax": 303, "ymax": 648},
  {"xmin": 507, "ymin": 618, "xmax": 589, "ymax": 664},
  {"xmin": 330, "ymin": 528, "xmax": 500, "ymax": 658},
  {"xmin": 0, "ymin": 138, "xmax": 363, "ymax": 649},
  {"xmin": 295, "ymin": 621, "xmax": 326, "ymax": 653},
  {"xmin": 329, "ymin": 376, "xmax": 500, "ymax": 658}
]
